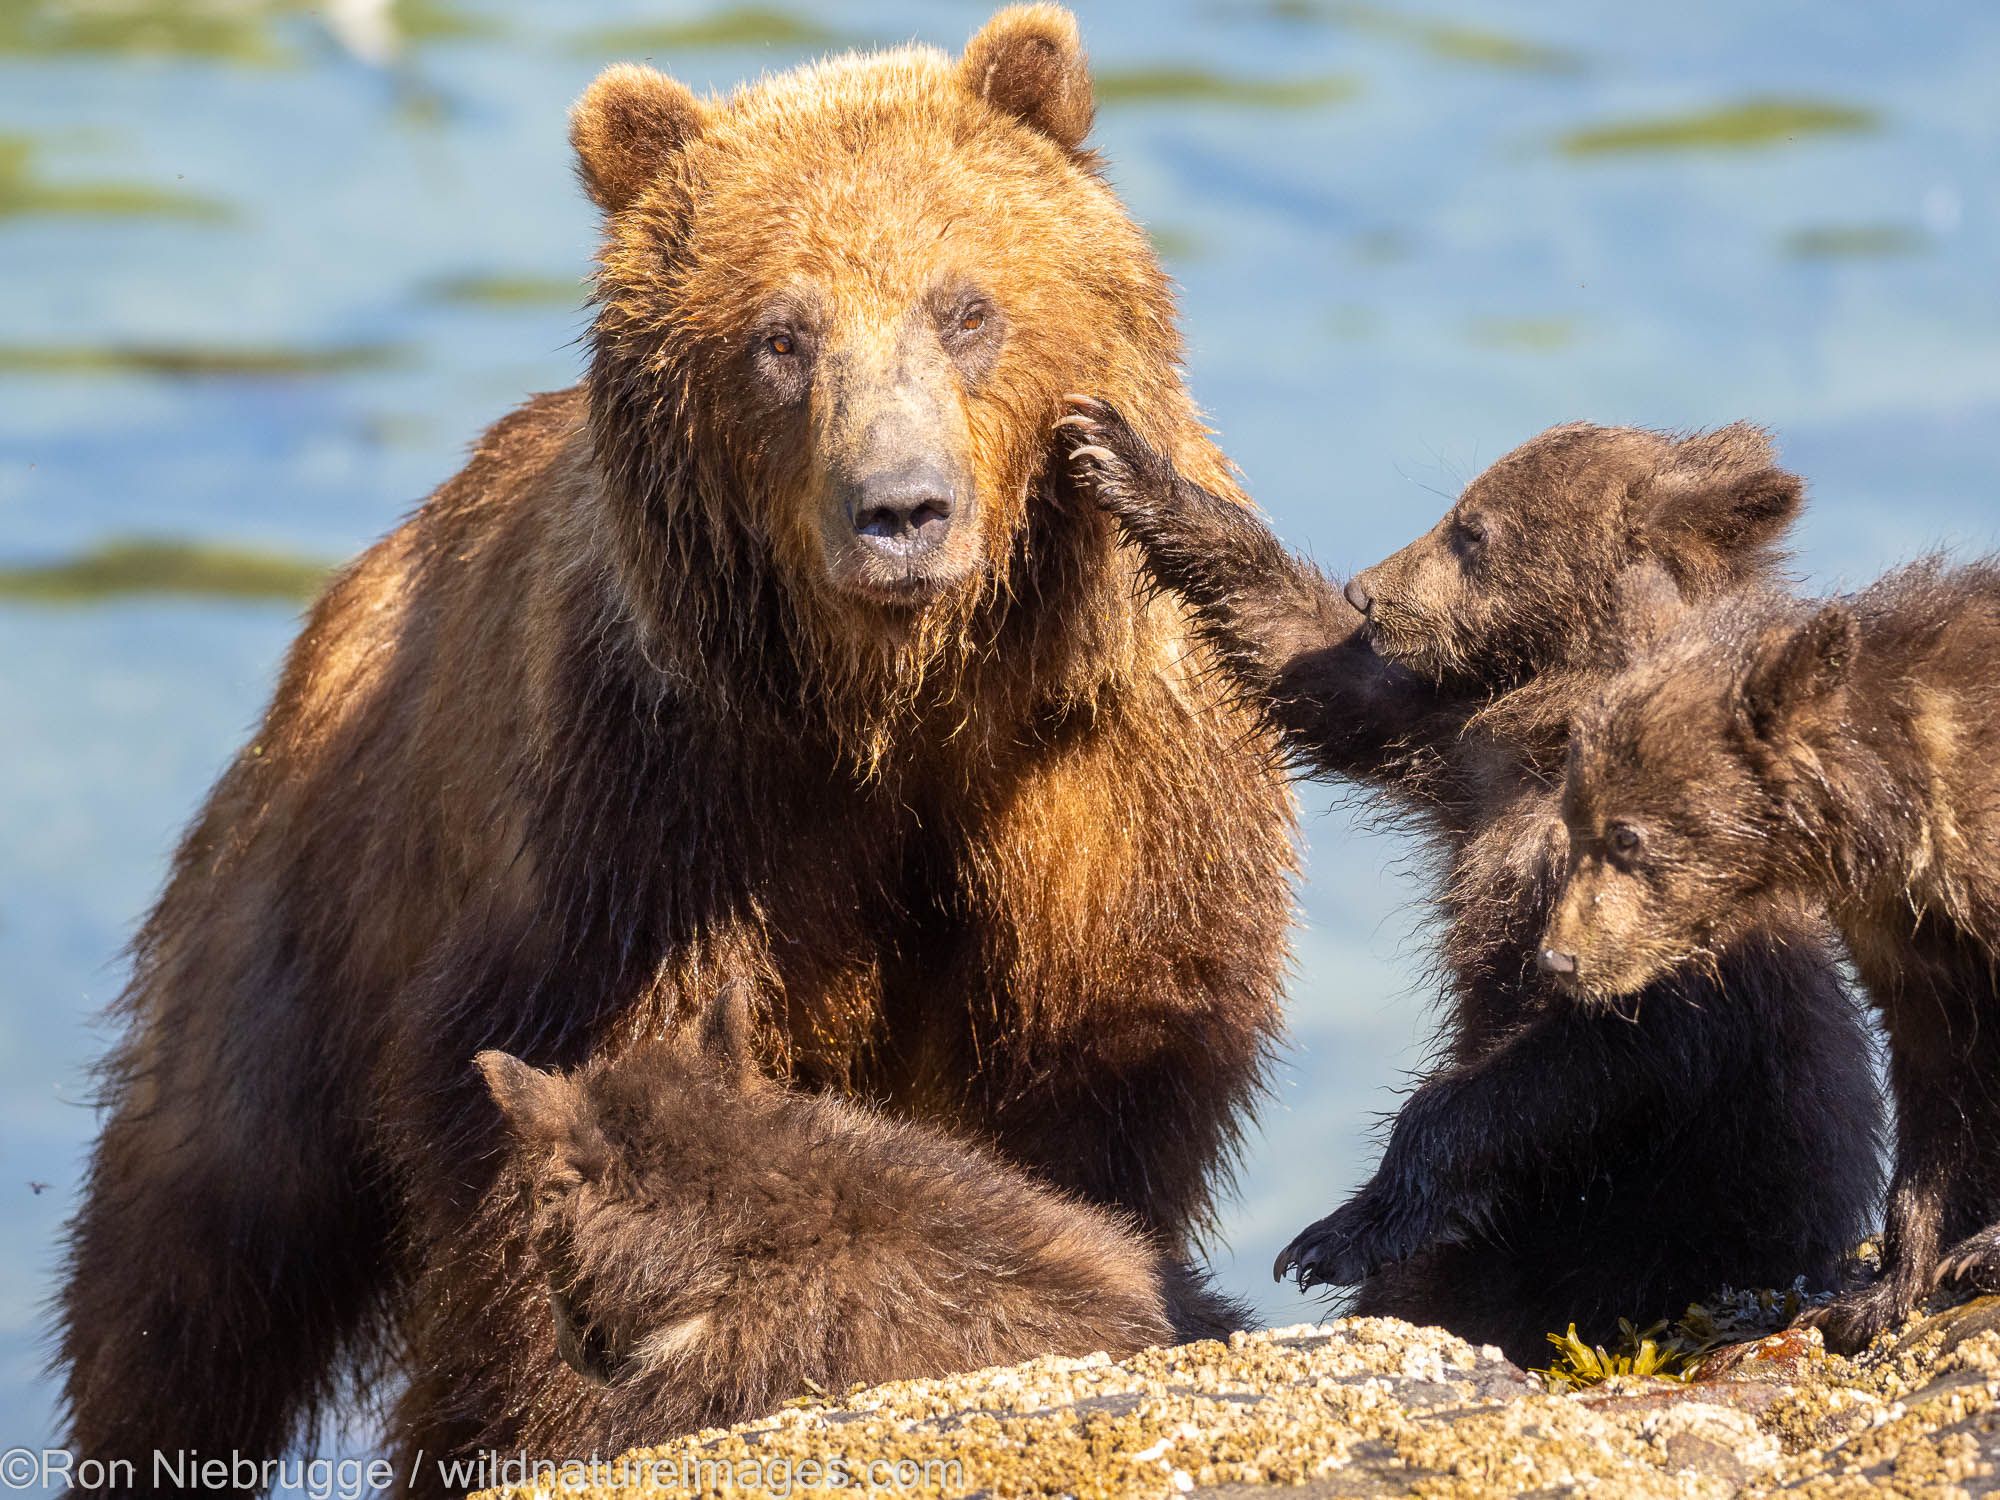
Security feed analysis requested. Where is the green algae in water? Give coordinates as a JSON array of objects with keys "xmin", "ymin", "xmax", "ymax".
[
  {"xmin": 423, "ymin": 273, "xmax": 586, "ymax": 308},
  {"xmin": 1559, "ymin": 97, "xmax": 1879, "ymax": 156},
  {"xmin": 0, "ymin": 0, "xmax": 494, "ymax": 62},
  {"xmin": 1267, "ymin": 2, "xmax": 1585, "ymax": 74},
  {"xmin": 1349, "ymin": 227, "xmax": 1414, "ymax": 264},
  {"xmin": 1784, "ymin": 223, "xmax": 1932, "ymax": 260},
  {"xmin": 0, "ymin": 539, "xmax": 332, "ymax": 604},
  {"xmin": 0, "ymin": 343, "xmax": 409, "ymax": 377},
  {"xmin": 1144, "ymin": 226, "xmax": 1206, "ymax": 262},
  {"xmin": 1466, "ymin": 316, "xmax": 1578, "ymax": 353},
  {"xmin": 388, "ymin": 0, "xmax": 499, "ymax": 46},
  {"xmin": 1096, "ymin": 67, "xmax": 1359, "ymax": 109},
  {"xmin": 572, "ymin": 7, "xmax": 848, "ymax": 57},
  {"xmin": 1326, "ymin": 304, "xmax": 1381, "ymax": 342},
  {"xmin": 0, "ymin": 135, "xmax": 231, "ymax": 222},
  {"xmin": 0, "ymin": 0, "xmax": 291, "ymax": 63}
]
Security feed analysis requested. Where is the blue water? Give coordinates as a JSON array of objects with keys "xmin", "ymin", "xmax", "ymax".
[{"xmin": 2, "ymin": 0, "xmax": 1997, "ymax": 1473}]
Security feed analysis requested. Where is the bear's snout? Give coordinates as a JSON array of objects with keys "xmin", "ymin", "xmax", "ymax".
[{"xmin": 850, "ymin": 460, "xmax": 958, "ymax": 557}]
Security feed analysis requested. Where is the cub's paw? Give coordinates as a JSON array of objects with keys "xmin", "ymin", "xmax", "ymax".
[
  {"xmin": 1798, "ymin": 1278, "xmax": 1918, "ymax": 1355},
  {"xmin": 1056, "ymin": 395, "xmax": 1174, "ymax": 534},
  {"xmin": 1273, "ymin": 1181, "xmax": 1449, "ymax": 1290},
  {"xmin": 1936, "ymin": 1225, "xmax": 2000, "ymax": 1294}
]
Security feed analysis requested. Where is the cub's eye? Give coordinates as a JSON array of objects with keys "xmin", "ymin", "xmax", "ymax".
[
  {"xmin": 766, "ymin": 333, "xmax": 796, "ymax": 356},
  {"xmin": 1453, "ymin": 515, "xmax": 1489, "ymax": 550},
  {"xmin": 961, "ymin": 310, "xmax": 985, "ymax": 332},
  {"xmin": 1609, "ymin": 823, "xmax": 1644, "ymax": 856}
]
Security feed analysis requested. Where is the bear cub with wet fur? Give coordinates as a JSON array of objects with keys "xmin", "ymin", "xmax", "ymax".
[
  {"xmin": 1063, "ymin": 400, "xmax": 1882, "ymax": 1363},
  {"xmin": 476, "ymin": 984, "xmax": 1176, "ymax": 1450},
  {"xmin": 1543, "ymin": 558, "xmax": 2000, "ymax": 1351}
]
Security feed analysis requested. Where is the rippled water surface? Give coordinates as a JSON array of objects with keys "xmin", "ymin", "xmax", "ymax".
[{"xmin": 3, "ymin": 0, "xmax": 1997, "ymax": 1461}]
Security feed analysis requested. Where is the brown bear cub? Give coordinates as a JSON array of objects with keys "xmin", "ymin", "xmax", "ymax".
[
  {"xmin": 59, "ymin": 11, "xmax": 1295, "ymax": 1493},
  {"xmin": 471, "ymin": 984, "xmax": 1174, "ymax": 1450},
  {"xmin": 1543, "ymin": 558, "xmax": 2000, "ymax": 1351},
  {"xmin": 1063, "ymin": 399, "xmax": 1882, "ymax": 1364}
]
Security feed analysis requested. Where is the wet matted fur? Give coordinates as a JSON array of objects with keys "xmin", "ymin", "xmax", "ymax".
[
  {"xmin": 55, "ymin": 11, "xmax": 1292, "ymax": 1492},
  {"xmin": 460, "ymin": 983, "xmax": 1176, "ymax": 1451},
  {"xmin": 1063, "ymin": 399, "xmax": 1882, "ymax": 1364},
  {"xmin": 1546, "ymin": 557, "xmax": 2000, "ymax": 1351}
]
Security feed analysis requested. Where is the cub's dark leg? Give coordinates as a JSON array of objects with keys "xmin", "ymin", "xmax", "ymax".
[
  {"xmin": 1274, "ymin": 937, "xmax": 1869, "ymax": 1296},
  {"xmin": 1812, "ymin": 934, "xmax": 2000, "ymax": 1352},
  {"xmin": 1349, "ymin": 947, "xmax": 1877, "ymax": 1364},
  {"xmin": 1062, "ymin": 397, "xmax": 1347, "ymax": 677},
  {"xmin": 1062, "ymin": 397, "xmax": 1452, "ymax": 778},
  {"xmin": 1270, "ymin": 995, "xmax": 1698, "ymax": 1290}
]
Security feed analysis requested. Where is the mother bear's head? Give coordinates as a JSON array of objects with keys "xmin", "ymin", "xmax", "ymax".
[{"xmin": 573, "ymin": 6, "xmax": 1222, "ymax": 736}]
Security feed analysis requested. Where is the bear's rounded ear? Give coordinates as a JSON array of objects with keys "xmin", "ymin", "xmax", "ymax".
[
  {"xmin": 1639, "ymin": 424, "xmax": 1804, "ymax": 591},
  {"xmin": 1738, "ymin": 605, "xmax": 1855, "ymax": 742},
  {"xmin": 478, "ymin": 1051, "xmax": 612, "ymax": 1179},
  {"xmin": 478, "ymin": 1050, "xmax": 573, "ymax": 1143},
  {"xmin": 958, "ymin": 4, "xmax": 1094, "ymax": 153},
  {"xmin": 569, "ymin": 63, "xmax": 706, "ymax": 215}
]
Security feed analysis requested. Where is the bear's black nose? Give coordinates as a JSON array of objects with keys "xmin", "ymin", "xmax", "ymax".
[
  {"xmin": 1343, "ymin": 577, "xmax": 1373, "ymax": 615},
  {"xmin": 852, "ymin": 464, "xmax": 956, "ymax": 554},
  {"xmin": 1537, "ymin": 946, "xmax": 1578, "ymax": 976}
]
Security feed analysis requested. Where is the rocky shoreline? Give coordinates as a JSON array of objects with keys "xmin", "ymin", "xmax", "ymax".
[{"xmin": 476, "ymin": 1298, "xmax": 2000, "ymax": 1499}]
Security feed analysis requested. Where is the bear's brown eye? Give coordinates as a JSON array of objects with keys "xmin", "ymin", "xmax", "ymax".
[
  {"xmin": 960, "ymin": 310, "xmax": 985, "ymax": 332},
  {"xmin": 1610, "ymin": 823, "xmax": 1644, "ymax": 855},
  {"xmin": 767, "ymin": 333, "xmax": 795, "ymax": 356}
]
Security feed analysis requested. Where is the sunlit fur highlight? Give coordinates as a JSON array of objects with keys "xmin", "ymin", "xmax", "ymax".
[
  {"xmin": 586, "ymin": 38, "xmax": 1221, "ymax": 774},
  {"xmin": 55, "ymin": 13, "xmax": 1294, "ymax": 1492},
  {"xmin": 450, "ymin": 995, "xmax": 1176, "ymax": 1452},
  {"xmin": 1064, "ymin": 403, "xmax": 1881, "ymax": 1364},
  {"xmin": 1550, "ymin": 556, "xmax": 2000, "ymax": 1351}
]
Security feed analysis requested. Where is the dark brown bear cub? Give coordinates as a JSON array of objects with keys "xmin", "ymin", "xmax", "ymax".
[
  {"xmin": 1543, "ymin": 558, "xmax": 2000, "ymax": 1351},
  {"xmin": 1063, "ymin": 400, "xmax": 1881, "ymax": 1364},
  {"xmin": 470, "ymin": 984, "xmax": 1176, "ymax": 1451}
]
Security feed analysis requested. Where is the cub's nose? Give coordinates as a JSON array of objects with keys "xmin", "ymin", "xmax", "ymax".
[
  {"xmin": 1343, "ymin": 576, "xmax": 1373, "ymax": 615},
  {"xmin": 852, "ymin": 465, "xmax": 956, "ymax": 554},
  {"xmin": 1537, "ymin": 946, "xmax": 1578, "ymax": 976}
]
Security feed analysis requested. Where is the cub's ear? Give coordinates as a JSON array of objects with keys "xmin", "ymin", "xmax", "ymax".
[
  {"xmin": 1739, "ymin": 605, "xmax": 1855, "ymax": 742},
  {"xmin": 569, "ymin": 63, "xmax": 706, "ymax": 214},
  {"xmin": 1640, "ymin": 424, "xmax": 1804, "ymax": 589},
  {"xmin": 696, "ymin": 979, "xmax": 766, "ymax": 1093},
  {"xmin": 477, "ymin": 1051, "xmax": 605, "ymax": 1177},
  {"xmin": 959, "ymin": 4, "xmax": 1093, "ymax": 153}
]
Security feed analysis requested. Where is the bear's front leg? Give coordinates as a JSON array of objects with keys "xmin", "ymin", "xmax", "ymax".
[{"xmin": 939, "ymin": 666, "xmax": 1293, "ymax": 1301}]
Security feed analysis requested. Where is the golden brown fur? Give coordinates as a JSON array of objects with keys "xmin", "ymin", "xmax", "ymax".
[{"xmin": 57, "ymin": 12, "xmax": 1293, "ymax": 1493}]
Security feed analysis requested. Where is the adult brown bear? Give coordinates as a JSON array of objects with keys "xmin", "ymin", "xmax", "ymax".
[{"xmin": 57, "ymin": 7, "xmax": 1295, "ymax": 1489}]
